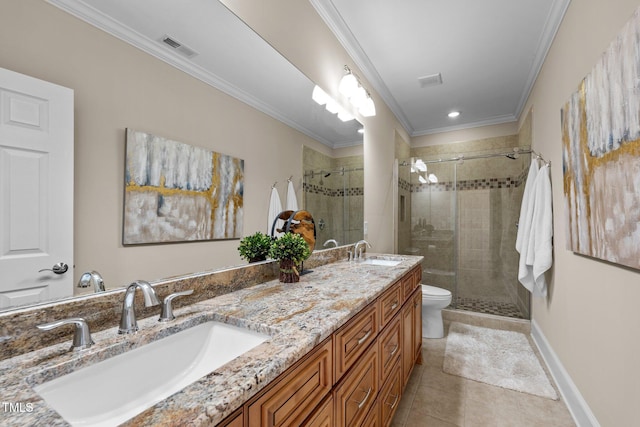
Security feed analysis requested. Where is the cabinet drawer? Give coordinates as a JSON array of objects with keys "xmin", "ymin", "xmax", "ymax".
[
  {"xmin": 379, "ymin": 361, "xmax": 402, "ymax": 427},
  {"xmin": 334, "ymin": 303, "xmax": 378, "ymax": 380},
  {"xmin": 378, "ymin": 315, "xmax": 401, "ymax": 383},
  {"xmin": 302, "ymin": 395, "xmax": 333, "ymax": 427},
  {"xmin": 334, "ymin": 345, "xmax": 379, "ymax": 427},
  {"xmin": 362, "ymin": 402, "xmax": 380, "ymax": 427},
  {"xmin": 248, "ymin": 339, "xmax": 332, "ymax": 427},
  {"xmin": 401, "ymin": 272, "xmax": 416, "ymax": 301},
  {"xmin": 379, "ymin": 281, "xmax": 402, "ymax": 328}
]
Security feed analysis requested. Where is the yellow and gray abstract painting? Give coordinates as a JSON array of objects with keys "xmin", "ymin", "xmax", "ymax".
[
  {"xmin": 123, "ymin": 129, "xmax": 244, "ymax": 244},
  {"xmin": 561, "ymin": 8, "xmax": 640, "ymax": 270}
]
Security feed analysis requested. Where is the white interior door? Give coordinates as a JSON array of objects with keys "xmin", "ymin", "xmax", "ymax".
[{"xmin": 0, "ymin": 67, "xmax": 74, "ymax": 309}]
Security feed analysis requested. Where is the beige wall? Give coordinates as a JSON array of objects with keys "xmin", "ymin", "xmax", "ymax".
[
  {"xmin": 522, "ymin": 0, "xmax": 640, "ymax": 425},
  {"xmin": 0, "ymin": 0, "xmax": 331, "ymax": 290}
]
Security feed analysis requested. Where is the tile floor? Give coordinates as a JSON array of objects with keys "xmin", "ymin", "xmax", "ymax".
[{"xmin": 391, "ymin": 318, "xmax": 575, "ymax": 427}]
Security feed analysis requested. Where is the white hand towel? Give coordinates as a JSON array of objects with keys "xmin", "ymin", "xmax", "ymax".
[
  {"xmin": 531, "ymin": 164, "xmax": 553, "ymax": 297},
  {"xmin": 517, "ymin": 158, "xmax": 540, "ymax": 292},
  {"xmin": 286, "ymin": 179, "xmax": 298, "ymax": 211},
  {"xmin": 268, "ymin": 186, "xmax": 283, "ymax": 236},
  {"xmin": 516, "ymin": 158, "xmax": 539, "ymax": 253}
]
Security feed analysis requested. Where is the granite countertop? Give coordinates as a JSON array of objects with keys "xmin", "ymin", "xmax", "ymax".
[{"xmin": 0, "ymin": 253, "xmax": 422, "ymax": 426}]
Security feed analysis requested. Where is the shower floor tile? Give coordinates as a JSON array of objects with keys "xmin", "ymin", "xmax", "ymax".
[{"xmin": 452, "ymin": 297, "xmax": 526, "ymax": 319}]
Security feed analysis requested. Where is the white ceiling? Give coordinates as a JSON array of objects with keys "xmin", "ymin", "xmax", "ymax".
[
  {"xmin": 312, "ymin": 0, "xmax": 571, "ymax": 135},
  {"xmin": 49, "ymin": 0, "xmax": 570, "ymax": 145}
]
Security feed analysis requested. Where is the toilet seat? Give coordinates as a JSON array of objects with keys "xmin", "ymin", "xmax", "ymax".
[{"xmin": 422, "ymin": 284, "xmax": 451, "ymax": 299}]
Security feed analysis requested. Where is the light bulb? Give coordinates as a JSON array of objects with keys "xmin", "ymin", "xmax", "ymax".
[
  {"xmin": 312, "ymin": 85, "xmax": 329, "ymax": 105},
  {"xmin": 359, "ymin": 95, "xmax": 376, "ymax": 117},
  {"xmin": 338, "ymin": 73, "xmax": 358, "ymax": 98}
]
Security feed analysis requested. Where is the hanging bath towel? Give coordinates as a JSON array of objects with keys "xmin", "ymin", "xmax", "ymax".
[
  {"xmin": 268, "ymin": 186, "xmax": 283, "ymax": 237},
  {"xmin": 516, "ymin": 158, "xmax": 539, "ymax": 253},
  {"xmin": 517, "ymin": 158, "xmax": 539, "ymax": 293},
  {"xmin": 531, "ymin": 164, "xmax": 553, "ymax": 297},
  {"xmin": 286, "ymin": 179, "xmax": 299, "ymax": 211}
]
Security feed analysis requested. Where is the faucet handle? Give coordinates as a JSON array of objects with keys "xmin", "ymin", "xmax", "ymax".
[
  {"xmin": 159, "ymin": 290, "xmax": 194, "ymax": 322},
  {"xmin": 37, "ymin": 317, "xmax": 94, "ymax": 351}
]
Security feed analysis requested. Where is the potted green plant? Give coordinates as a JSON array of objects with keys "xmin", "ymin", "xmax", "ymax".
[
  {"xmin": 237, "ymin": 232, "xmax": 273, "ymax": 263},
  {"xmin": 268, "ymin": 232, "xmax": 311, "ymax": 283}
]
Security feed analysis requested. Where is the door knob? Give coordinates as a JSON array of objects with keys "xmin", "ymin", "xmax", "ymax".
[{"xmin": 38, "ymin": 262, "xmax": 69, "ymax": 274}]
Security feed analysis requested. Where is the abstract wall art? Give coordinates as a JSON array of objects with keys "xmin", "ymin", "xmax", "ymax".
[
  {"xmin": 123, "ymin": 129, "xmax": 244, "ymax": 244},
  {"xmin": 561, "ymin": 8, "xmax": 640, "ymax": 270}
]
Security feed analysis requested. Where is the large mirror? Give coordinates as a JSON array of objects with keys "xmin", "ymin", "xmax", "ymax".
[{"xmin": 0, "ymin": 0, "xmax": 364, "ymax": 313}]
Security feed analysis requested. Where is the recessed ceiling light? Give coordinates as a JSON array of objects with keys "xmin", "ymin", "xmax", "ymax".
[{"xmin": 448, "ymin": 111, "xmax": 460, "ymax": 118}]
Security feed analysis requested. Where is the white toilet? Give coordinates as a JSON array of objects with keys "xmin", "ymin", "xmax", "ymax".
[{"xmin": 421, "ymin": 284, "xmax": 452, "ymax": 339}]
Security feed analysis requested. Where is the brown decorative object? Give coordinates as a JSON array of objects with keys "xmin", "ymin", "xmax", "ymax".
[{"xmin": 271, "ymin": 210, "xmax": 316, "ymax": 252}]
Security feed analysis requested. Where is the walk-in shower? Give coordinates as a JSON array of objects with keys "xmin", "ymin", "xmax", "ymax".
[
  {"xmin": 397, "ymin": 148, "xmax": 532, "ymax": 319},
  {"xmin": 303, "ymin": 166, "xmax": 364, "ymax": 246}
]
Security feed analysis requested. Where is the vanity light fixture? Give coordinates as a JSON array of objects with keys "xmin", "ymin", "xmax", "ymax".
[
  {"xmin": 312, "ymin": 85, "xmax": 355, "ymax": 122},
  {"xmin": 339, "ymin": 65, "xmax": 376, "ymax": 117},
  {"xmin": 448, "ymin": 111, "xmax": 461, "ymax": 118}
]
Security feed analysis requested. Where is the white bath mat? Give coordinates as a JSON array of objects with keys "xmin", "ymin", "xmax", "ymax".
[{"xmin": 443, "ymin": 322, "xmax": 558, "ymax": 400}]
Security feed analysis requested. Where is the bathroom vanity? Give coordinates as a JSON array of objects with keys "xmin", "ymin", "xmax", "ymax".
[{"xmin": 0, "ymin": 251, "xmax": 422, "ymax": 426}]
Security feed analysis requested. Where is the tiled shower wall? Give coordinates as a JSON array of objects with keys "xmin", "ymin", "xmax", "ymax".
[{"xmin": 302, "ymin": 147, "xmax": 364, "ymax": 246}]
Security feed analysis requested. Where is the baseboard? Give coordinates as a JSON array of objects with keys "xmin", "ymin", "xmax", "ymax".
[{"xmin": 530, "ymin": 320, "xmax": 600, "ymax": 427}]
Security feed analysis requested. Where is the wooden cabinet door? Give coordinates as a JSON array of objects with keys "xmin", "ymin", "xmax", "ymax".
[
  {"xmin": 401, "ymin": 302, "xmax": 413, "ymax": 386},
  {"xmin": 248, "ymin": 340, "xmax": 332, "ymax": 427},
  {"xmin": 218, "ymin": 408, "xmax": 243, "ymax": 427},
  {"xmin": 378, "ymin": 315, "xmax": 401, "ymax": 383},
  {"xmin": 334, "ymin": 344, "xmax": 379, "ymax": 427},
  {"xmin": 412, "ymin": 289, "xmax": 423, "ymax": 363},
  {"xmin": 334, "ymin": 303, "xmax": 378, "ymax": 381},
  {"xmin": 302, "ymin": 395, "xmax": 333, "ymax": 427}
]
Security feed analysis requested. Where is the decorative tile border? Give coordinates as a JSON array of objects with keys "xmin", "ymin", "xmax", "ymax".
[
  {"xmin": 401, "ymin": 168, "xmax": 528, "ymax": 193},
  {"xmin": 303, "ymin": 183, "xmax": 363, "ymax": 197}
]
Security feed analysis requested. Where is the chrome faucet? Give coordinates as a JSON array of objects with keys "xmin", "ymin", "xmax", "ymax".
[
  {"xmin": 323, "ymin": 239, "xmax": 339, "ymax": 248},
  {"xmin": 37, "ymin": 318, "xmax": 94, "ymax": 351},
  {"xmin": 354, "ymin": 240, "xmax": 372, "ymax": 260},
  {"xmin": 118, "ymin": 280, "xmax": 160, "ymax": 334},
  {"xmin": 77, "ymin": 271, "xmax": 106, "ymax": 293}
]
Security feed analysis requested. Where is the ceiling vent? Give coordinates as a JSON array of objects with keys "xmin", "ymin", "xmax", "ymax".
[
  {"xmin": 160, "ymin": 34, "xmax": 198, "ymax": 58},
  {"xmin": 418, "ymin": 73, "xmax": 443, "ymax": 88}
]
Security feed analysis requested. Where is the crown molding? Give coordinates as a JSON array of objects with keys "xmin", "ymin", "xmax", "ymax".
[
  {"xmin": 515, "ymin": 0, "xmax": 571, "ymax": 119},
  {"xmin": 411, "ymin": 114, "xmax": 518, "ymax": 137}
]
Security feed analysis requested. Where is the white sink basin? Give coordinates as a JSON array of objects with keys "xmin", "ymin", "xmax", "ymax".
[
  {"xmin": 33, "ymin": 321, "xmax": 270, "ymax": 427},
  {"xmin": 361, "ymin": 258, "xmax": 402, "ymax": 267}
]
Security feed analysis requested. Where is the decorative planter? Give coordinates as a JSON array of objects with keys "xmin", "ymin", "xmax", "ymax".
[{"xmin": 279, "ymin": 259, "xmax": 300, "ymax": 283}]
